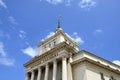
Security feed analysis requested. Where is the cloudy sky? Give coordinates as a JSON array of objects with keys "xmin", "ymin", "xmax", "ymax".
[{"xmin": 0, "ymin": 0, "xmax": 120, "ymax": 80}]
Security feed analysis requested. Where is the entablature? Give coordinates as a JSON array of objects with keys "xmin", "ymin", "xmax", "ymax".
[{"xmin": 24, "ymin": 42, "xmax": 78, "ymax": 70}]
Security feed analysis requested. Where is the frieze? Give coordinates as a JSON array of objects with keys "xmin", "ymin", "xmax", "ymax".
[{"xmin": 28, "ymin": 50, "xmax": 67, "ymax": 70}]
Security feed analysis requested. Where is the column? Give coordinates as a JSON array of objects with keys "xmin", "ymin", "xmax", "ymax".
[
  {"xmin": 44, "ymin": 64, "xmax": 49, "ymax": 80},
  {"xmin": 25, "ymin": 73, "xmax": 28, "ymax": 80},
  {"xmin": 52, "ymin": 60, "xmax": 57, "ymax": 80},
  {"xmin": 67, "ymin": 57, "xmax": 73, "ymax": 80},
  {"xmin": 62, "ymin": 57, "xmax": 67, "ymax": 80},
  {"xmin": 37, "ymin": 67, "xmax": 41, "ymax": 80},
  {"xmin": 31, "ymin": 70, "xmax": 34, "ymax": 80}
]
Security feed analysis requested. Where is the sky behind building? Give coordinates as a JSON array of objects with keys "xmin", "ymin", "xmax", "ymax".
[{"xmin": 0, "ymin": 0, "xmax": 120, "ymax": 80}]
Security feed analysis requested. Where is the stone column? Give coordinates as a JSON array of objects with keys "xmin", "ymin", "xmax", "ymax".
[
  {"xmin": 25, "ymin": 73, "xmax": 28, "ymax": 80},
  {"xmin": 44, "ymin": 64, "xmax": 49, "ymax": 80},
  {"xmin": 52, "ymin": 60, "xmax": 57, "ymax": 80},
  {"xmin": 31, "ymin": 70, "xmax": 34, "ymax": 80},
  {"xmin": 62, "ymin": 57, "xmax": 67, "ymax": 80},
  {"xmin": 37, "ymin": 67, "xmax": 41, "ymax": 80},
  {"xmin": 67, "ymin": 57, "xmax": 73, "ymax": 80}
]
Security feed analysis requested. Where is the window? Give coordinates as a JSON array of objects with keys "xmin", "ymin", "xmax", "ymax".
[
  {"xmin": 54, "ymin": 41, "xmax": 56, "ymax": 45},
  {"xmin": 110, "ymin": 76, "xmax": 116, "ymax": 80},
  {"xmin": 44, "ymin": 45, "xmax": 46, "ymax": 48},
  {"xmin": 100, "ymin": 72, "xmax": 105, "ymax": 80},
  {"xmin": 65, "ymin": 39, "xmax": 67, "ymax": 42}
]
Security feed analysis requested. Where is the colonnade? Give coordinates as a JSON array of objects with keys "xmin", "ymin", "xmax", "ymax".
[{"xmin": 26, "ymin": 57, "xmax": 67, "ymax": 80}]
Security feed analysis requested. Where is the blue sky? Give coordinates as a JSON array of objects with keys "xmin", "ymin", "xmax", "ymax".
[{"xmin": 0, "ymin": 0, "xmax": 120, "ymax": 80}]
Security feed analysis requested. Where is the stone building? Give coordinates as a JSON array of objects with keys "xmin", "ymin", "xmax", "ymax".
[{"xmin": 24, "ymin": 25, "xmax": 120, "ymax": 80}]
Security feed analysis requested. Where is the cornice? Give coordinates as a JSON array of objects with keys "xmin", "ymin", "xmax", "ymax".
[
  {"xmin": 79, "ymin": 50, "xmax": 120, "ymax": 69},
  {"xmin": 71, "ymin": 57, "xmax": 120, "ymax": 75}
]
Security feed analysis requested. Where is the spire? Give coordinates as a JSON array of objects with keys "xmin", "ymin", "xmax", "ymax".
[
  {"xmin": 57, "ymin": 16, "xmax": 62, "ymax": 28},
  {"xmin": 55, "ymin": 16, "xmax": 63, "ymax": 33}
]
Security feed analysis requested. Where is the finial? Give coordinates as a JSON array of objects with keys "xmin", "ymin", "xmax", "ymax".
[{"xmin": 58, "ymin": 16, "xmax": 62, "ymax": 28}]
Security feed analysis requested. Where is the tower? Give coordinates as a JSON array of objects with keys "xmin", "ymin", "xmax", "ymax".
[{"xmin": 24, "ymin": 22, "xmax": 120, "ymax": 80}]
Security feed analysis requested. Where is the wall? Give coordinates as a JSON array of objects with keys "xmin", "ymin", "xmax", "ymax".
[
  {"xmin": 72, "ymin": 63, "xmax": 87, "ymax": 80},
  {"xmin": 72, "ymin": 62, "xmax": 120, "ymax": 80},
  {"xmin": 86, "ymin": 62, "xmax": 120, "ymax": 80}
]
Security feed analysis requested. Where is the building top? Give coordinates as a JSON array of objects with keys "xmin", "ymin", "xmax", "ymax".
[
  {"xmin": 38, "ymin": 20, "xmax": 79, "ymax": 55},
  {"xmin": 24, "ymin": 20, "xmax": 120, "ymax": 75}
]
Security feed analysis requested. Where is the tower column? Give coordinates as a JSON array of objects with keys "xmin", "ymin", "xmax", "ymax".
[
  {"xmin": 37, "ymin": 67, "xmax": 41, "ymax": 80},
  {"xmin": 62, "ymin": 57, "xmax": 67, "ymax": 80},
  {"xmin": 31, "ymin": 70, "xmax": 34, "ymax": 80},
  {"xmin": 52, "ymin": 60, "xmax": 57, "ymax": 80},
  {"xmin": 44, "ymin": 64, "xmax": 49, "ymax": 80}
]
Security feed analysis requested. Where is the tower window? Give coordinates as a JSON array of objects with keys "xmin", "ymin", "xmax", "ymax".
[
  {"xmin": 44, "ymin": 45, "xmax": 46, "ymax": 48},
  {"xmin": 54, "ymin": 41, "xmax": 56, "ymax": 45}
]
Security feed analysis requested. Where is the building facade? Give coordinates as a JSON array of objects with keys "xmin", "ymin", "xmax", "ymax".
[{"xmin": 24, "ymin": 26, "xmax": 120, "ymax": 80}]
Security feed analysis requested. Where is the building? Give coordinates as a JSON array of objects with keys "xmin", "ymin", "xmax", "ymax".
[{"xmin": 24, "ymin": 22, "xmax": 120, "ymax": 80}]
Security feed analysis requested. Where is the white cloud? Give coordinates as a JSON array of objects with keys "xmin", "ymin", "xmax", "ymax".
[
  {"xmin": 72, "ymin": 32, "xmax": 84, "ymax": 44},
  {"xmin": 0, "ymin": 0, "xmax": 7, "ymax": 9},
  {"xmin": 79, "ymin": 0, "xmax": 97, "ymax": 9},
  {"xmin": 66, "ymin": 32, "xmax": 84, "ymax": 44},
  {"xmin": 94, "ymin": 29, "xmax": 102, "ymax": 35},
  {"xmin": 91, "ymin": 43, "xmax": 104, "ymax": 50},
  {"xmin": 46, "ymin": 32, "xmax": 55, "ymax": 39},
  {"xmin": 0, "ymin": 42, "xmax": 6, "ymax": 56},
  {"xmin": 41, "ymin": 32, "xmax": 55, "ymax": 41},
  {"xmin": 113, "ymin": 60, "xmax": 120, "ymax": 66},
  {"xmin": 0, "ymin": 42, "xmax": 15, "ymax": 66},
  {"xmin": 65, "ymin": 0, "xmax": 72, "ymax": 6},
  {"xmin": 46, "ymin": 0, "xmax": 63, "ymax": 5},
  {"xmin": 19, "ymin": 30, "xmax": 27, "ymax": 39},
  {"xmin": 8, "ymin": 16, "xmax": 18, "ymax": 25},
  {"xmin": 21, "ymin": 46, "xmax": 38, "ymax": 57},
  {"xmin": 0, "ymin": 31, "xmax": 11, "ymax": 39},
  {"xmin": 0, "ymin": 57, "xmax": 15, "ymax": 66},
  {"xmin": 95, "ymin": 29, "xmax": 102, "ymax": 33},
  {"xmin": 45, "ymin": 0, "xmax": 72, "ymax": 5}
]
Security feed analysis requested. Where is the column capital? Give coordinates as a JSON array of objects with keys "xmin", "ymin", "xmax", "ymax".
[
  {"xmin": 38, "ymin": 66, "xmax": 41, "ymax": 70},
  {"xmin": 53, "ymin": 59, "xmax": 57, "ymax": 63},
  {"xmin": 62, "ymin": 56, "xmax": 67, "ymax": 60},
  {"xmin": 31, "ymin": 70, "xmax": 34, "ymax": 74},
  {"xmin": 46, "ymin": 63, "xmax": 49, "ymax": 68}
]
